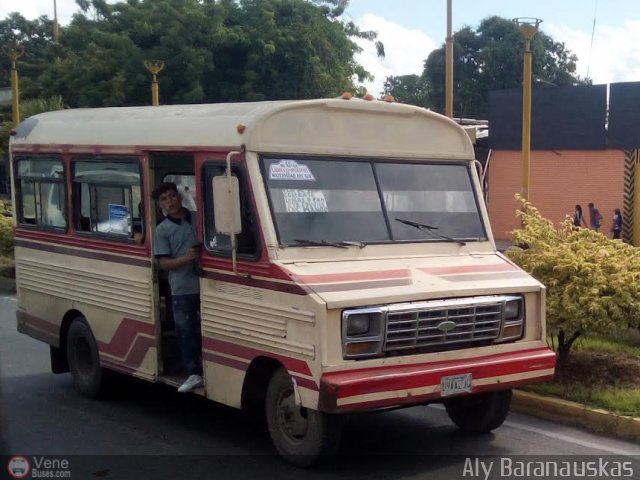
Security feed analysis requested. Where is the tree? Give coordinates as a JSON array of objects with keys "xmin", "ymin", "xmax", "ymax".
[
  {"xmin": 0, "ymin": 13, "xmax": 59, "ymax": 97},
  {"xmin": 382, "ymin": 74, "xmax": 428, "ymax": 106},
  {"xmin": 505, "ymin": 196, "xmax": 640, "ymax": 364},
  {"xmin": 1, "ymin": 0, "xmax": 382, "ymax": 107},
  {"xmin": 0, "ymin": 96, "xmax": 65, "ymax": 160},
  {"xmin": 384, "ymin": 16, "xmax": 589, "ymax": 117}
]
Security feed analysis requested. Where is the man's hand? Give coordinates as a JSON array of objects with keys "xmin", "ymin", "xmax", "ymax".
[
  {"xmin": 158, "ymin": 247, "xmax": 200, "ymax": 271},
  {"xmin": 184, "ymin": 247, "xmax": 199, "ymax": 261}
]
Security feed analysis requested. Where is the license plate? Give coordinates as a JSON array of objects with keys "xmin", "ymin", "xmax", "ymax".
[{"xmin": 441, "ymin": 373, "xmax": 472, "ymax": 397}]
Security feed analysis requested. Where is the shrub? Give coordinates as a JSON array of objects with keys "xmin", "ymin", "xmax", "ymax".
[
  {"xmin": 505, "ymin": 196, "xmax": 640, "ymax": 363},
  {"xmin": 0, "ymin": 200, "xmax": 14, "ymax": 257}
]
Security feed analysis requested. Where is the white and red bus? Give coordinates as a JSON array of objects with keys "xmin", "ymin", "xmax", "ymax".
[{"xmin": 9, "ymin": 97, "xmax": 555, "ymax": 466}]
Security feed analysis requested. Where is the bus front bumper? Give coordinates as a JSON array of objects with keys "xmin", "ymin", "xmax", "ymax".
[{"xmin": 318, "ymin": 347, "xmax": 556, "ymax": 413}]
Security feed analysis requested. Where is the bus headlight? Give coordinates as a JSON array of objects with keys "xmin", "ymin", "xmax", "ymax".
[
  {"xmin": 504, "ymin": 299, "xmax": 521, "ymax": 320},
  {"xmin": 342, "ymin": 308, "xmax": 385, "ymax": 359},
  {"xmin": 346, "ymin": 313, "xmax": 371, "ymax": 336},
  {"xmin": 497, "ymin": 296, "xmax": 525, "ymax": 342}
]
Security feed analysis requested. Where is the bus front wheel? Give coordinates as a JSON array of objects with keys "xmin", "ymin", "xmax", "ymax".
[
  {"xmin": 444, "ymin": 389, "xmax": 512, "ymax": 434},
  {"xmin": 265, "ymin": 367, "xmax": 341, "ymax": 467},
  {"xmin": 67, "ymin": 318, "xmax": 105, "ymax": 398}
]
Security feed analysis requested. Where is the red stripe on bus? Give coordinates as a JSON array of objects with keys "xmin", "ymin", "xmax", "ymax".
[
  {"xmin": 16, "ymin": 311, "xmax": 59, "ymax": 334},
  {"xmin": 202, "ymin": 350, "xmax": 319, "ymax": 391},
  {"xmin": 201, "ymin": 337, "xmax": 313, "ymax": 377},
  {"xmin": 330, "ymin": 374, "xmax": 555, "ymax": 413},
  {"xmin": 97, "ymin": 318, "xmax": 155, "ymax": 359},
  {"xmin": 202, "ymin": 351, "xmax": 249, "ymax": 372},
  {"xmin": 201, "ymin": 269, "xmax": 309, "ymax": 296},
  {"xmin": 15, "ymin": 238, "xmax": 151, "ymax": 268},
  {"xmin": 294, "ymin": 269, "xmax": 411, "ymax": 284},
  {"xmin": 308, "ymin": 278, "xmax": 413, "ymax": 293},
  {"xmin": 16, "ymin": 230, "xmax": 149, "ymax": 256}
]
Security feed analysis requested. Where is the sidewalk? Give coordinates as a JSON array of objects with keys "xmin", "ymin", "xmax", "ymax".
[{"xmin": 512, "ymin": 391, "xmax": 640, "ymax": 440}]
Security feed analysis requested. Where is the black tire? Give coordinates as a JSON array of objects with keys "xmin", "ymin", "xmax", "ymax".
[
  {"xmin": 66, "ymin": 318, "xmax": 106, "ymax": 398},
  {"xmin": 444, "ymin": 389, "xmax": 512, "ymax": 434},
  {"xmin": 265, "ymin": 367, "xmax": 341, "ymax": 467}
]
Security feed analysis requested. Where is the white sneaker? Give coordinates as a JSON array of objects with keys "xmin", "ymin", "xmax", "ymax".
[{"xmin": 178, "ymin": 374, "xmax": 203, "ymax": 393}]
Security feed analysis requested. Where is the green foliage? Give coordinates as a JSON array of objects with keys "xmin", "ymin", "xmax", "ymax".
[
  {"xmin": 384, "ymin": 16, "xmax": 588, "ymax": 117},
  {"xmin": 505, "ymin": 196, "xmax": 640, "ymax": 362},
  {"xmin": 0, "ymin": 0, "xmax": 381, "ymax": 107},
  {"xmin": 382, "ymin": 74, "xmax": 428, "ymax": 106},
  {"xmin": 1, "ymin": 96, "xmax": 64, "ymax": 160},
  {"xmin": 0, "ymin": 200, "xmax": 14, "ymax": 257}
]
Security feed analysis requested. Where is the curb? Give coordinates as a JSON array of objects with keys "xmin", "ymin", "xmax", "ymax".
[{"xmin": 512, "ymin": 390, "xmax": 640, "ymax": 440}]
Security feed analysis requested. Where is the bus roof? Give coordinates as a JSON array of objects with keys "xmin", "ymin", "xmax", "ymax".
[{"xmin": 11, "ymin": 98, "xmax": 474, "ymax": 159}]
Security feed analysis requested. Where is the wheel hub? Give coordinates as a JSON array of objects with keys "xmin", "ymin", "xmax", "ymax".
[{"xmin": 276, "ymin": 388, "xmax": 308, "ymax": 440}]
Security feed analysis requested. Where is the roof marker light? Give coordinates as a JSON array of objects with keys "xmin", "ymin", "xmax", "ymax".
[
  {"xmin": 341, "ymin": 92, "xmax": 352, "ymax": 100},
  {"xmin": 363, "ymin": 93, "xmax": 374, "ymax": 101},
  {"xmin": 383, "ymin": 95, "xmax": 395, "ymax": 103},
  {"xmin": 237, "ymin": 124, "xmax": 246, "ymax": 134}
]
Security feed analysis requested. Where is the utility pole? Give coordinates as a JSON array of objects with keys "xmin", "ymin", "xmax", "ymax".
[
  {"xmin": 514, "ymin": 18, "xmax": 542, "ymax": 201},
  {"xmin": 445, "ymin": 0, "xmax": 454, "ymax": 118},
  {"xmin": 53, "ymin": 0, "xmax": 60, "ymax": 43}
]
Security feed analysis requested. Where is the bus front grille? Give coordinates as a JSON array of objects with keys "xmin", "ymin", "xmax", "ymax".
[{"xmin": 384, "ymin": 302, "xmax": 503, "ymax": 352}]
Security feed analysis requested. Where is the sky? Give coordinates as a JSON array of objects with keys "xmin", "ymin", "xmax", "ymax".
[{"xmin": 2, "ymin": 0, "xmax": 640, "ymax": 95}]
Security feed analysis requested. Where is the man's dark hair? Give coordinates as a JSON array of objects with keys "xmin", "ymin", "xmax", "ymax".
[{"xmin": 152, "ymin": 182, "xmax": 178, "ymax": 200}]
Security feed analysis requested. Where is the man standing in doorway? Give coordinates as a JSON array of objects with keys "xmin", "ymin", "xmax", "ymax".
[{"xmin": 152, "ymin": 182, "xmax": 203, "ymax": 393}]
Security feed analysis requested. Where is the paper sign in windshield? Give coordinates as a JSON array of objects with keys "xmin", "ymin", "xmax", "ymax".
[
  {"xmin": 108, "ymin": 204, "xmax": 129, "ymax": 234},
  {"xmin": 283, "ymin": 189, "xmax": 329, "ymax": 213},
  {"xmin": 269, "ymin": 160, "xmax": 315, "ymax": 181}
]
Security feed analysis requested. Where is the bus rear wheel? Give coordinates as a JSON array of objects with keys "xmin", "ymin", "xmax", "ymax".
[
  {"xmin": 67, "ymin": 318, "xmax": 106, "ymax": 398},
  {"xmin": 265, "ymin": 367, "xmax": 341, "ymax": 467},
  {"xmin": 444, "ymin": 389, "xmax": 512, "ymax": 434}
]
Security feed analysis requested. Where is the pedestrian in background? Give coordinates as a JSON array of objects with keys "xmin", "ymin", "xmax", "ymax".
[
  {"xmin": 573, "ymin": 204, "xmax": 587, "ymax": 228},
  {"xmin": 612, "ymin": 208, "xmax": 623, "ymax": 239},
  {"xmin": 588, "ymin": 203, "xmax": 602, "ymax": 231}
]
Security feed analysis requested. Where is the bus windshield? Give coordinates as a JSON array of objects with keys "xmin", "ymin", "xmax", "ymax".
[{"xmin": 262, "ymin": 157, "xmax": 487, "ymax": 245}]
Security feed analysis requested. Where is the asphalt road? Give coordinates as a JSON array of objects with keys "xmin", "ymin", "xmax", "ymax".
[{"xmin": 1, "ymin": 295, "xmax": 639, "ymax": 480}]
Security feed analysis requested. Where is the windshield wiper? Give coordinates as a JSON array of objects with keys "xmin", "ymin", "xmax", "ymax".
[
  {"xmin": 293, "ymin": 239, "xmax": 350, "ymax": 249},
  {"xmin": 395, "ymin": 218, "xmax": 466, "ymax": 246}
]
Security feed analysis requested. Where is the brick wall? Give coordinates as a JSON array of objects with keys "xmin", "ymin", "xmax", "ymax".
[{"xmin": 486, "ymin": 150, "xmax": 625, "ymax": 241}]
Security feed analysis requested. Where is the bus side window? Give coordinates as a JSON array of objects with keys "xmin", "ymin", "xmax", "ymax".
[
  {"xmin": 72, "ymin": 158, "xmax": 144, "ymax": 241},
  {"xmin": 203, "ymin": 163, "xmax": 260, "ymax": 259},
  {"xmin": 14, "ymin": 157, "xmax": 66, "ymax": 230}
]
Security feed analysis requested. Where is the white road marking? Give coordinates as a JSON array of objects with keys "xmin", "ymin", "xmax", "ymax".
[
  {"xmin": 502, "ymin": 420, "xmax": 640, "ymax": 456},
  {"xmin": 0, "ymin": 296, "xmax": 16, "ymax": 302},
  {"xmin": 428, "ymin": 403, "xmax": 640, "ymax": 455}
]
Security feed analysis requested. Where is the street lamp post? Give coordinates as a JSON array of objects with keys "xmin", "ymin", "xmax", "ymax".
[
  {"xmin": 7, "ymin": 46, "xmax": 25, "ymax": 126},
  {"xmin": 143, "ymin": 60, "xmax": 165, "ymax": 107},
  {"xmin": 513, "ymin": 17, "xmax": 542, "ymax": 201}
]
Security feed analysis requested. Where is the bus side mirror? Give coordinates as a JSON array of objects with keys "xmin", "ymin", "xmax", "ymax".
[{"xmin": 212, "ymin": 176, "xmax": 242, "ymax": 235}]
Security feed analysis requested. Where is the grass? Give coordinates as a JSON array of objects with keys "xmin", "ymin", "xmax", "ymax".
[
  {"xmin": 572, "ymin": 333, "xmax": 640, "ymax": 356},
  {"xmin": 525, "ymin": 330, "xmax": 640, "ymax": 417}
]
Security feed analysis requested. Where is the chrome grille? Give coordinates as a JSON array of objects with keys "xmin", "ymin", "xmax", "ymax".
[{"xmin": 384, "ymin": 298, "xmax": 504, "ymax": 352}]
